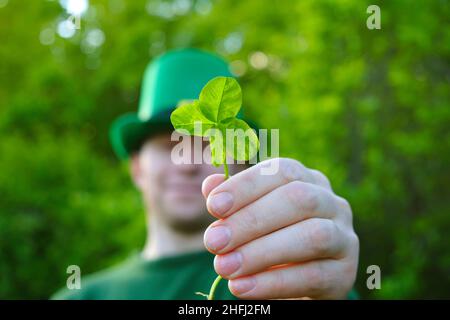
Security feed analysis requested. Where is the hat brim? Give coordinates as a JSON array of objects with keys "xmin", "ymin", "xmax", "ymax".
[{"xmin": 110, "ymin": 112, "xmax": 174, "ymax": 160}]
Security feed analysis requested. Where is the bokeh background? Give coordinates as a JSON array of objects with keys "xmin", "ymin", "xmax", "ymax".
[{"xmin": 0, "ymin": 0, "xmax": 449, "ymax": 299}]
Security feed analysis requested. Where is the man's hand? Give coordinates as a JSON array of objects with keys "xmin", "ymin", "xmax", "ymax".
[{"xmin": 202, "ymin": 158, "xmax": 359, "ymax": 299}]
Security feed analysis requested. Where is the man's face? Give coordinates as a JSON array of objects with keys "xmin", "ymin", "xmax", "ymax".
[{"xmin": 131, "ymin": 131, "xmax": 245, "ymax": 233}]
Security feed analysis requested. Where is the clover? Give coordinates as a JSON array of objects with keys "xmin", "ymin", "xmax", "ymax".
[
  {"xmin": 171, "ymin": 76, "xmax": 259, "ymax": 178},
  {"xmin": 170, "ymin": 76, "xmax": 259, "ymax": 299}
]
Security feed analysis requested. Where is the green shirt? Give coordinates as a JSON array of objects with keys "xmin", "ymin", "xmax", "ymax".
[
  {"xmin": 52, "ymin": 249, "xmax": 359, "ymax": 300},
  {"xmin": 52, "ymin": 250, "xmax": 236, "ymax": 300}
]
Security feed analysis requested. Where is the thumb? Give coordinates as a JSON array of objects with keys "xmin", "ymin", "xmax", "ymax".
[{"xmin": 201, "ymin": 174, "xmax": 226, "ymax": 199}]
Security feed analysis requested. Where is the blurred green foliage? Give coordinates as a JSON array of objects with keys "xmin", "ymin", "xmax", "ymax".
[{"xmin": 0, "ymin": 0, "xmax": 449, "ymax": 299}]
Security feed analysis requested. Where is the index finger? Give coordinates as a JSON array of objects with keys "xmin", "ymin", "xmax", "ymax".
[{"xmin": 204, "ymin": 158, "xmax": 318, "ymax": 219}]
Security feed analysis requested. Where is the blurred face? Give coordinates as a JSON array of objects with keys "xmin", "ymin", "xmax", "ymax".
[{"xmin": 131, "ymin": 131, "xmax": 246, "ymax": 233}]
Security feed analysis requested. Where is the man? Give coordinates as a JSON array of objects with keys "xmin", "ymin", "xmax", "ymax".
[{"xmin": 53, "ymin": 48, "xmax": 359, "ymax": 300}]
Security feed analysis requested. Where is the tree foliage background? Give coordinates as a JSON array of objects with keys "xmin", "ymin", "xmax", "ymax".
[{"xmin": 0, "ymin": 0, "xmax": 449, "ymax": 299}]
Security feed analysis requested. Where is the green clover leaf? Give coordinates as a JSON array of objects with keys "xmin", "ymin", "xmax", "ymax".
[
  {"xmin": 220, "ymin": 117, "xmax": 259, "ymax": 162},
  {"xmin": 199, "ymin": 76, "xmax": 242, "ymax": 122},
  {"xmin": 170, "ymin": 100, "xmax": 215, "ymax": 136}
]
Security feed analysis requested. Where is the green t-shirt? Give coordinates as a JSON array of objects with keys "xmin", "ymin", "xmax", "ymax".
[
  {"xmin": 52, "ymin": 250, "xmax": 236, "ymax": 300},
  {"xmin": 52, "ymin": 249, "xmax": 359, "ymax": 300}
]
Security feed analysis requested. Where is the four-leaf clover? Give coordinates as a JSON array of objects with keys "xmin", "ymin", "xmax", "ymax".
[{"xmin": 171, "ymin": 76, "xmax": 259, "ymax": 178}]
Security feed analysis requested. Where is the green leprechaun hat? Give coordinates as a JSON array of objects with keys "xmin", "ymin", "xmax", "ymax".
[{"xmin": 109, "ymin": 48, "xmax": 238, "ymax": 160}]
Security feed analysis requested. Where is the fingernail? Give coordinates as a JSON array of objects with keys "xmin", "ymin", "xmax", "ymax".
[
  {"xmin": 215, "ymin": 252, "xmax": 242, "ymax": 276},
  {"xmin": 208, "ymin": 192, "xmax": 233, "ymax": 216},
  {"xmin": 230, "ymin": 277, "xmax": 256, "ymax": 295},
  {"xmin": 204, "ymin": 225, "xmax": 231, "ymax": 251}
]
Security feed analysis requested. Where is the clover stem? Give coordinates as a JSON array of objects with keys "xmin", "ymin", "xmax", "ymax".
[
  {"xmin": 206, "ymin": 163, "xmax": 229, "ymax": 300},
  {"xmin": 207, "ymin": 275, "xmax": 223, "ymax": 300},
  {"xmin": 223, "ymin": 162, "xmax": 229, "ymax": 180}
]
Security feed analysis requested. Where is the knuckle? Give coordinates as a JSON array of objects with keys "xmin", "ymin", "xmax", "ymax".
[
  {"xmin": 284, "ymin": 181, "xmax": 320, "ymax": 213},
  {"xmin": 348, "ymin": 231, "xmax": 360, "ymax": 255},
  {"xmin": 310, "ymin": 169, "xmax": 331, "ymax": 187},
  {"xmin": 336, "ymin": 196, "xmax": 353, "ymax": 222},
  {"xmin": 337, "ymin": 196, "xmax": 352, "ymax": 212},
  {"xmin": 239, "ymin": 207, "xmax": 260, "ymax": 234},
  {"xmin": 308, "ymin": 219, "xmax": 335, "ymax": 255},
  {"xmin": 279, "ymin": 158, "xmax": 306, "ymax": 182},
  {"xmin": 240, "ymin": 171, "xmax": 257, "ymax": 192}
]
